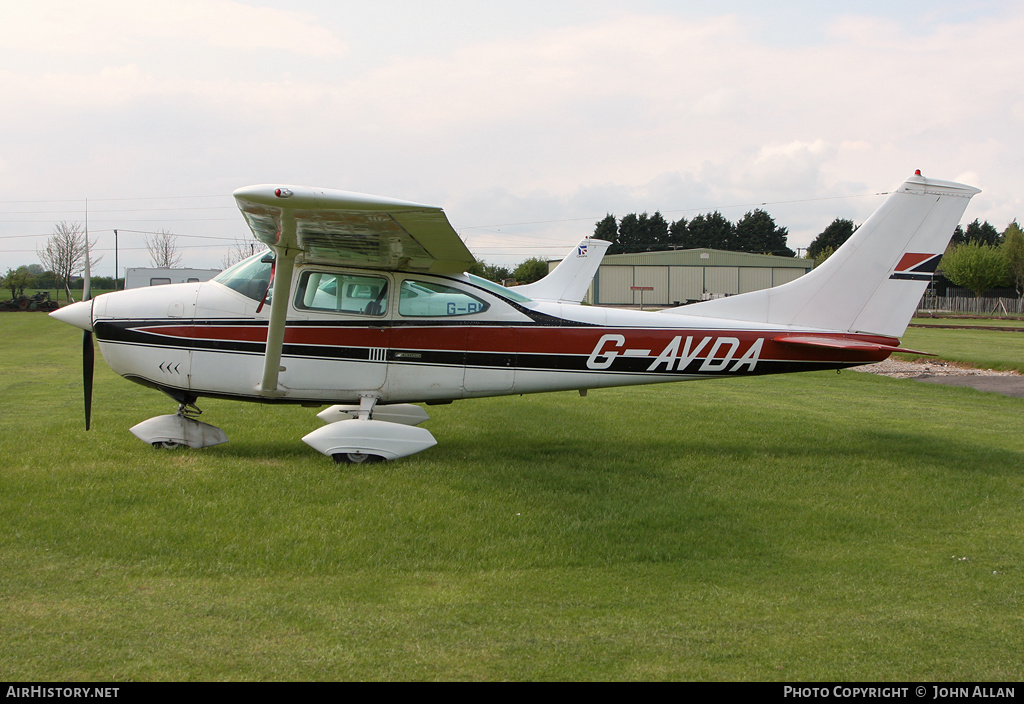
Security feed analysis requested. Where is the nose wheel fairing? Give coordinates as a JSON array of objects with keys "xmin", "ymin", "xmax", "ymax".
[{"xmin": 129, "ymin": 409, "xmax": 229, "ymax": 450}]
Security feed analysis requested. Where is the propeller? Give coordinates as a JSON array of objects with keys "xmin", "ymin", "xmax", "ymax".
[
  {"xmin": 83, "ymin": 311, "xmax": 93, "ymax": 430},
  {"xmin": 82, "ymin": 232, "xmax": 93, "ymax": 431}
]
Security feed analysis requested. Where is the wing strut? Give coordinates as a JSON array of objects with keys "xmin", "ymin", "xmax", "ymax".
[{"xmin": 258, "ymin": 212, "xmax": 298, "ymax": 398}]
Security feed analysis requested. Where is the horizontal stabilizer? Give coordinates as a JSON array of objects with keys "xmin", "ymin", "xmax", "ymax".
[{"xmin": 772, "ymin": 334, "xmax": 932, "ymax": 356}]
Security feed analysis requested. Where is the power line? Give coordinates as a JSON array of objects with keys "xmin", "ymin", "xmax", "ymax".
[
  {"xmin": 1, "ymin": 189, "xmax": 894, "ymax": 263},
  {"xmin": 0, "ymin": 228, "xmax": 247, "ymax": 241},
  {"xmin": 0, "ymin": 217, "xmax": 239, "ymax": 224},
  {"xmin": 1, "ymin": 244, "xmax": 238, "ymax": 254},
  {"xmin": 114, "ymin": 229, "xmax": 243, "ymax": 241},
  {"xmin": 459, "ymin": 192, "xmax": 890, "ymax": 231},
  {"xmin": 0, "ymin": 194, "xmax": 226, "ymax": 205},
  {"xmin": 0, "ymin": 206, "xmax": 234, "ymax": 215}
]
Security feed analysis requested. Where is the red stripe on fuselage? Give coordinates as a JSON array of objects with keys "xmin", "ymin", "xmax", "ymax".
[{"xmin": 136, "ymin": 322, "xmax": 897, "ymax": 364}]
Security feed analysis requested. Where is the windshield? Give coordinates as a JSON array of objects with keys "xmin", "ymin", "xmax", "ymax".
[
  {"xmin": 466, "ymin": 273, "xmax": 532, "ymax": 303},
  {"xmin": 213, "ymin": 251, "xmax": 274, "ymax": 301}
]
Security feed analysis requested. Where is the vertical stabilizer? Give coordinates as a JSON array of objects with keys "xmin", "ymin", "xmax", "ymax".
[
  {"xmin": 515, "ymin": 238, "xmax": 611, "ymax": 303},
  {"xmin": 663, "ymin": 173, "xmax": 980, "ymax": 337}
]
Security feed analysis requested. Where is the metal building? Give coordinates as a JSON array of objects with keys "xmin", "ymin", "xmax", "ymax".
[
  {"xmin": 577, "ymin": 249, "xmax": 812, "ymax": 307},
  {"xmin": 124, "ymin": 267, "xmax": 222, "ymax": 289}
]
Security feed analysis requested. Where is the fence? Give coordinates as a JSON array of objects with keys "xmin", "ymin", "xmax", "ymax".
[{"xmin": 917, "ymin": 294, "xmax": 1024, "ymax": 315}]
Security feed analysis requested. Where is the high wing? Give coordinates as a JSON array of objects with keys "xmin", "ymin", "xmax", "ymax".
[
  {"xmin": 233, "ymin": 185, "xmax": 476, "ymax": 274},
  {"xmin": 232, "ymin": 185, "xmax": 477, "ymax": 398}
]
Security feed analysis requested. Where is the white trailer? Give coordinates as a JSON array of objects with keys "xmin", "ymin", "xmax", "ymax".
[{"xmin": 124, "ymin": 268, "xmax": 221, "ymax": 290}]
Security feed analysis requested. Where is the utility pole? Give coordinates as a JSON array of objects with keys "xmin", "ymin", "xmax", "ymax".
[{"xmin": 114, "ymin": 229, "xmax": 119, "ymax": 290}]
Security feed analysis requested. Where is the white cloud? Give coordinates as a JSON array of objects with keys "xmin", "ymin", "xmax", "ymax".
[
  {"xmin": 0, "ymin": 0, "xmax": 345, "ymax": 58},
  {"xmin": 2, "ymin": 4, "xmax": 1024, "ymax": 271}
]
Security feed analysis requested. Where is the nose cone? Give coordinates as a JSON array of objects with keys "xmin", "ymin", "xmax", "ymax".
[{"xmin": 50, "ymin": 300, "xmax": 93, "ymax": 331}]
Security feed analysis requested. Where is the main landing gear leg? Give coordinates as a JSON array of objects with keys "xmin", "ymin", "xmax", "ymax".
[{"xmin": 335, "ymin": 395, "xmax": 383, "ymax": 464}]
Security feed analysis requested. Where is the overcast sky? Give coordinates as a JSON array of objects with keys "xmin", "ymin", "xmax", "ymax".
[{"xmin": 1, "ymin": 0, "xmax": 1021, "ymax": 275}]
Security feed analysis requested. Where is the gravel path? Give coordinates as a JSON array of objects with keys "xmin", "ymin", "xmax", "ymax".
[
  {"xmin": 852, "ymin": 358, "xmax": 1017, "ymax": 378},
  {"xmin": 851, "ymin": 359, "xmax": 1024, "ymax": 398}
]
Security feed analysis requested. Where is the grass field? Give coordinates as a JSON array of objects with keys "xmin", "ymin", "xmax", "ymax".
[
  {"xmin": 2, "ymin": 313, "xmax": 1023, "ymax": 681},
  {"xmin": 897, "ymin": 326, "xmax": 1024, "ymax": 373},
  {"xmin": 911, "ymin": 315, "xmax": 1024, "ymax": 329},
  {"xmin": 0, "ymin": 288, "xmax": 115, "ymax": 304}
]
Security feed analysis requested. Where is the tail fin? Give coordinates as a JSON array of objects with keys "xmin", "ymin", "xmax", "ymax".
[
  {"xmin": 663, "ymin": 173, "xmax": 980, "ymax": 337},
  {"xmin": 515, "ymin": 238, "xmax": 611, "ymax": 304}
]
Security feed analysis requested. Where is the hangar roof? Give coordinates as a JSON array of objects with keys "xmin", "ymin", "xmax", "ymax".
[{"xmin": 599, "ymin": 248, "xmax": 811, "ymax": 268}]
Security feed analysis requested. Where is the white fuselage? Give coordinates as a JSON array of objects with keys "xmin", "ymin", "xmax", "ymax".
[{"xmin": 88, "ymin": 261, "xmax": 890, "ymax": 407}]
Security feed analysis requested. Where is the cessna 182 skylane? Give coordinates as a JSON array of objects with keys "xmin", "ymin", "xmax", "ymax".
[{"xmin": 51, "ymin": 172, "xmax": 979, "ymax": 463}]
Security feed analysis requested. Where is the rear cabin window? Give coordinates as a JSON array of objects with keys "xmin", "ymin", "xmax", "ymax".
[
  {"xmin": 466, "ymin": 273, "xmax": 532, "ymax": 303},
  {"xmin": 295, "ymin": 271, "xmax": 389, "ymax": 316},
  {"xmin": 399, "ymin": 280, "xmax": 489, "ymax": 317},
  {"xmin": 149, "ymin": 278, "xmax": 171, "ymax": 286}
]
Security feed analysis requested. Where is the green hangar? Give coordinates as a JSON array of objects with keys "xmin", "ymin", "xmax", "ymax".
[{"xmin": 578, "ymin": 248, "xmax": 813, "ymax": 307}]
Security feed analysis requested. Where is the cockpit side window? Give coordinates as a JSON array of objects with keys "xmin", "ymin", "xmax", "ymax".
[
  {"xmin": 399, "ymin": 279, "xmax": 489, "ymax": 317},
  {"xmin": 213, "ymin": 252, "xmax": 274, "ymax": 302},
  {"xmin": 294, "ymin": 271, "xmax": 389, "ymax": 316}
]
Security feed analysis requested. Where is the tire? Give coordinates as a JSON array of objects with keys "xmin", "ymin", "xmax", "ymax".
[{"xmin": 332, "ymin": 452, "xmax": 384, "ymax": 465}]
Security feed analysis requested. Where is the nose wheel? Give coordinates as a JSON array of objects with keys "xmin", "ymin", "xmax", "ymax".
[{"xmin": 130, "ymin": 400, "xmax": 229, "ymax": 450}]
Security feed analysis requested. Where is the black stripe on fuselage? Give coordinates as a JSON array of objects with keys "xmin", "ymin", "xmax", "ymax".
[
  {"xmin": 95, "ymin": 317, "xmax": 866, "ymax": 385},
  {"xmin": 889, "ymin": 272, "xmax": 933, "ymax": 281}
]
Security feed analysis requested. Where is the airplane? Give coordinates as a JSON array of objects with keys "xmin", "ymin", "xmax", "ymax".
[{"xmin": 51, "ymin": 171, "xmax": 980, "ymax": 463}]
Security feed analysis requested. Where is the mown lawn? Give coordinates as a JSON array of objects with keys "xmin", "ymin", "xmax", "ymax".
[
  {"xmin": 1, "ymin": 314, "xmax": 1022, "ymax": 681},
  {"xmin": 911, "ymin": 315, "xmax": 1024, "ymax": 329},
  {"xmin": 897, "ymin": 325, "xmax": 1024, "ymax": 373}
]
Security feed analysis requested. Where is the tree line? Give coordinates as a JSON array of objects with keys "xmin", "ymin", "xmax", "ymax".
[
  {"xmin": 592, "ymin": 209, "xmax": 796, "ymax": 257},
  {"xmin": 802, "ymin": 216, "xmax": 1024, "ymax": 298},
  {"xmin": 7, "ymin": 213, "xmax": 1024, "ymax": 301},
  {"xmin": 590, "ymin": 208, "xmax": 1024, "ymax": 299},
  {"xmin": 940, "ymin": 220, "xmax": 1024, "ymax": 298},
  {"xmin": 466, "ymin": 257, "xmax": 549, "ymax": 285}
]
